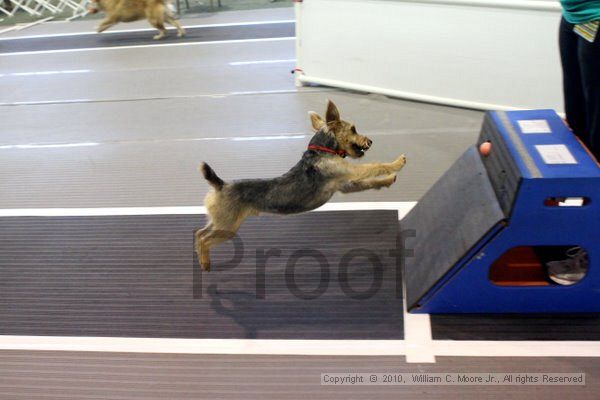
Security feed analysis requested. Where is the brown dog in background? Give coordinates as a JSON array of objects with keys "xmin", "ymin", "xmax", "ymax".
[{"xmin": 89, "ymin": 0, "xmax": 186, "ymax": 40}]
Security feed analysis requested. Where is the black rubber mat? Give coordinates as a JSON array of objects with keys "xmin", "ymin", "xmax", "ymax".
[
  {"xmin": 0, "ymin": 210, "xmax": 402, "ymax": 338},
  {"xmin": 431, "ymin": 314, "xmax": 600, "ymax": 341},
  {"xmin": 0, "ymin": 22, "xmax": 294, "ymax": 54}
]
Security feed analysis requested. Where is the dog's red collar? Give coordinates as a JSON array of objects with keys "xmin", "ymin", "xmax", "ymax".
[{"xmin": 307, "ymin": 144, "xmax": 347, "ymax": 158}]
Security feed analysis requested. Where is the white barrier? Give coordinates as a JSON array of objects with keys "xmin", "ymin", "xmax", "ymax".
[
  {"xmin": 0, "ymin": 0, "xmax": 88, "ymax": 21},
  {"xmin": 294, "ymin": 0, "xmax": 564, "ymax": 112}
]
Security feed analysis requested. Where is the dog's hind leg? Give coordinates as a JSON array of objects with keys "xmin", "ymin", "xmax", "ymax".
[
  {"xmin": 196, "ymin": 223, "xmax": 213, "ymax": 239},
  {"xmin": 150, "ymin": 21, "xmax": 167, "ymax": 40},
  {"xmin": 194, "ymin": 222, "xmax": 213, "ymax": 257},
  {"xmin": 198, "ymin": 207, "xmax": 252, "ymax": 272},
  {"xmin": 199, "ymin": 229, "xmax": 237, "ymax": 272},
  {"xmin": 165, "ymin": 13, "xmax": 185, "ymax": 37},
  {"xmin": 147, "ymin": 7, "xmax": 168, "ymax": 39}
]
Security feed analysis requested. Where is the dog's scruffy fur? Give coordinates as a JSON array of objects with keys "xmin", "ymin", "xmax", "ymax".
[
  {"xmin": 89, "ymin": 0, "xmax": 185, "ymax": 40},
  {"xmin": 196, "ymin": 100, "xmax": 407, "ymax": 271}
]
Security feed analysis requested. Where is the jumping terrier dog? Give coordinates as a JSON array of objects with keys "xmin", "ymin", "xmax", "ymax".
[{"xmin": 196, "ymin": 100, "xmax": 407, "ymax": 271}]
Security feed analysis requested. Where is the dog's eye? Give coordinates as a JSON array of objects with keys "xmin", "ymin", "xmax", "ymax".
[{"xmin": 351, "ymin": 126, "xmax": 357, "ymax": 134}]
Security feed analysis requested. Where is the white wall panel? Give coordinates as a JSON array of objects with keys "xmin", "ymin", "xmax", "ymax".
[{"xmin": 295, "ymin": 0, "xmax": 563, "ymax": 112}]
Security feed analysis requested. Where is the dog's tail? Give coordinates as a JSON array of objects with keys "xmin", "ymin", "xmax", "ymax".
[{"xmin": 201, "ymin": 162, "xmax": 225, "ymax": 191}]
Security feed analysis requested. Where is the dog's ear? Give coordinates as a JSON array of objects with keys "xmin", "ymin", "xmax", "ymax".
[
  {"xmin": 309, "ymin": 111, "xmax": 326, "ymax": 132},
  {"xmin": 325, "ymin": 100, "xmax": 340, "ymax": 123}
]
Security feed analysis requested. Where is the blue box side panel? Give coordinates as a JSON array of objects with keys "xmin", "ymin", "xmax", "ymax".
[
  {"xmin": 415, "ymin": 178, "xmax": 600, "ymax": 314},
  {"xmin": 416, "ymin": 226, "xmax": 600, "ymax": 314}
]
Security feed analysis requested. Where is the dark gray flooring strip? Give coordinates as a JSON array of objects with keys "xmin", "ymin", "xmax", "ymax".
[
  {"xmin": 0, "ymin": 351, "xmax": 598, "ymax": 400},
  {"xmin": 0, "ymin": 22, "xmax": 294, "ymax": 54},
  {"xmin": 431, "ymin": 314, "xmax": 600, "ymax": 341},
  {"xmin": 0, "ymin": 211, "xmax": 403, "ymax": 339}
]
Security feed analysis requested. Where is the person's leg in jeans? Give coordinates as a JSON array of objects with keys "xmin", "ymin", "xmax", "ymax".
[
  {"xmin": 559, "ymin": 18, "xmax": 589, "ymax": 147},
  {"xmin": 548, "ymin": 18, "xmax": 595, "ymax": 286},
  {"xmin": 578, "ymin": 21, "xmax": 600, "ymax": 159}
]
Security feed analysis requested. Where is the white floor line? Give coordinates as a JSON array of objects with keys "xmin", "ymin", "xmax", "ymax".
[
  {"xmin": 0, "ymin": 58, "xmax": 294, "ymax": 77},
  {"xmin": 0, "ymin": 133, "xmax": 307, "ymax": 150},
  {"xmin": 2, "ymin": 336, "xmax": 599, "ymax": 359},
  {"xmin": 433, "ymin": 340, "xmax": 600, "ymax": 358},
  {"xmin": 0, "ymin": 128, "xmax": 468, "ymax": 148},
  {"xmin": 0, "ymin": 206, "xmax": 206, "ymax": 217},
  {"xmin": 0, "ymin": 69, "xmax": 92, "ymax": 78},
  {"xmin": 318, "ymin": 202, "xmax": 416, "ymax": 217},
  {"xmin": 0, "ymin": 336, "xmax": 407, "ymax": 356},
  {"xmin": 0, "ymin": 36, "xmax": 296, "ymax": 57},
  {"xmin": 0, "ymin": 89, "xmax": 328, "ymax": 107},
  {"xmin": 397, "ymin": 203, "xmax": 435, "ymax": 363},
  {"xmin": 0, "ymin": 20, "xmax": 296, "ymax": 41},
  {"xmin": 229, "ymin": 58, "xmax": 296, "ymax": 66},
  {"xmin": 0, "ymin": 202, "xmax": 417, "ymax": 218},
  {"xmin": 403, "ymin": 284, "xmax": 436, "ymax": 363}
]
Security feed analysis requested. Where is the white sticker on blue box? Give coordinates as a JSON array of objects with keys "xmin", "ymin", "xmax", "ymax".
[
  {"xmin": 535, "ymin": 144, "xmax": 577, "ymax": 165},
  {"xmin": 518, "ymin": 119, "xmax": 552, "ymax": 134}
]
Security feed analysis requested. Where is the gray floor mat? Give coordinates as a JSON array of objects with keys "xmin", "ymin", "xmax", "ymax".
[{"xmin": 0, "ymin": 211, "xmax": 402, "ymax": 339}]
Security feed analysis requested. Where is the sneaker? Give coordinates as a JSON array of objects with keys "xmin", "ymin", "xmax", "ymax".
[{"xmin": 547, "ymin": 246, "xmax": 589, "ymax": 285}]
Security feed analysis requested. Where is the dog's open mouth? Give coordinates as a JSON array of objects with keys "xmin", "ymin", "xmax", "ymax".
[{"xmin": 352, "ymin": 143, "xmax": 368, "ymax": 157}]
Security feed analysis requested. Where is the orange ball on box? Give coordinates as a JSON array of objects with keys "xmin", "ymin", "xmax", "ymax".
[{"xmin": 479, "ymin": 141, "xmax": 492, "ymax": 156}]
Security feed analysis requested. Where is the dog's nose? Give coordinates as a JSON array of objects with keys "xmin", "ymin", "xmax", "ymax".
[{"xmin": 365, "ymin": 139, "xmax": 373, "ymax": 149}]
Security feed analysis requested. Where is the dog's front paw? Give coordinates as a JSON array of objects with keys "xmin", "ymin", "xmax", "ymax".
[
  {"xmin": 392, "ymin": 154, "xmax": 407, "ymax": 170},
  {"xmin": 153, "ymin": 33, "xmax": 166, "ymax": 40}
]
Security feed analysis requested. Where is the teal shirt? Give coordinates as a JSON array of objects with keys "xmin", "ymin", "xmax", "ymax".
[{"xmin": 561, "ymin": 0, "xmax": 600, "ymax": 23}]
